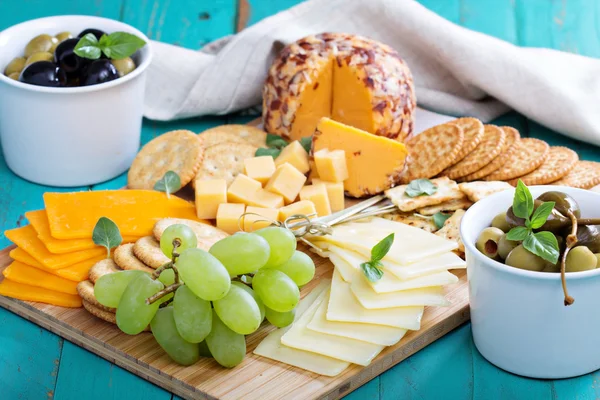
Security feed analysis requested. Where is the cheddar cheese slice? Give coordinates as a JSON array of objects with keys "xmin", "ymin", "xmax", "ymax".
[
  {"xmin": 44, "ymin": 190, "xmax": 200, "ymax": 239},
  {"xmin": 9, "ymin": 247, "xmax": 101, "ymax": 282},
  {"xmin": 3, "ymin": 261, "xmax": 78, "ymax": 295},
  {"xmin": 0, "ymin": 278, "xmax": 82, "ymax": 308}
]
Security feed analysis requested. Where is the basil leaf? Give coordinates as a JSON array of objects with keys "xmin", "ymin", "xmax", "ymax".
[
  {"xmin": 154, "ymin": 171, "xmax": 182, "ymax": 197},
  {"xmin": 74, "ymin": 33, "xmax": 102, "ymax": 60},
  {"xmin": 371, "ymin": 233, "xmax": 394, "ymax": 262},
  {"xmin": 266, "ymin": 134, "xmax": 288, "ymax": 149},
  {"xmin": 513, "ymin": 180, "xmax": 534, "ymax": 219},
  {"xmin": 300, "ymin": 136, "xmax": 312, "ymax": 153},
  {"xmin": 100, "ymin": 32, "xmax": 146, "ymax": 60},
  {"xmin": 360, "ymin": 262, "xmax": 384, "ymax": 282},
  {"xmin": 530, "ymin": 201, "xmax": 556, "ymax": 229},
  {"xmin": 433, "ymin": 212, "xmax": 451, "ymax": 229},
  {"xmin": 506, "ymin": 226, "xmax": 530, "ymax": 241},
  {"xmin": 92, "ymin": 217, "xmax": 123, "ymax": 257},
  {"xmin": 523, "ymin": 231, "xmax": 560, "ymax": 264},
  {"xmin": 405, "ymin": 179, "xmax": 438, "ymax": 197},
  {"xmin": 255, "ymin": 147, "xmax": 281, "ymax": 158}
]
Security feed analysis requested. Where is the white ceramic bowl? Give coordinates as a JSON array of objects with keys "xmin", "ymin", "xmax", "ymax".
[
  {"xmin": 461, "ymin": 186, "xmax": 600, "ymax": 379},
  {"xmin": 0, "ymin": 16, "xmax": 152, "ymax": 186}
]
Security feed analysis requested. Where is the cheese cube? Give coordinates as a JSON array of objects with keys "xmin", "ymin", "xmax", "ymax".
[
  {"xmin": 299, "ymin": 184, "xmax": 331, "ymax": 217},
  {"xmin": 195, "ymin": 179, "xmax": 227, "ymax": 219},
  {"xmin": 275, "ymin": 141, "xmax": 310, "ymax": 174},
  {"xmin": 243, "ymin": 206, "xmax": 279, "ymax": 232},
  {"xmin": 278, "ymin": 200, "xmax": 318, "ymax": 222},
  {"xmin": 227, "ymin": 174, "xmax": 261, "ymax": 204},
  {"xmin": 250, "ymin": 189, "xmax": 285, "ymax": 209},
  {"xmin": 312, "ymin": 178, "xmax": 345, "ymax": 212},
  {"xmin": 216, "ymin": 203, "xmax": 246, "ymax": 234},
  {"xmin": 265, "ymin": 162, "xmax": 307, "ymax": 204},
  {"xmin": 307, "ymin": 159, "xmax": 319, "ymax": 183},
  {"xmin": 244, "ymin": 156, "xmax": 276, "ymax": 185},
  {"xmin": 314, "ymin": 149, "xmax": 348, "ymax": 182}
]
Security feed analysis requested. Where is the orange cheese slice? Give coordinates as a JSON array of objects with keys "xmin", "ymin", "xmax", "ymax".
[
  {"xmin": 9, "ymin": 248, "xmax": 101, "ymax": 282},
  {"xmin": 44, "ymin": 190, "xmax": 201, "ymax": 239},
  {"xmin": 5, "ymin": 225, "xmax": 105, "ymax": 270},
  {"xmin": 26, "ymin": 209, "xmax": 140, "ymax": 254},
  {"xmin": 3, "ymin": 261, "xmax": 78, "ymax": 295},
  {"xmin": 0, "ymin": 278, "xmax": 82, "ymax": 308}
]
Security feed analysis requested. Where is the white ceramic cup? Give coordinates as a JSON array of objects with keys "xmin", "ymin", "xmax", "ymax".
[
  {"xmin": 0, "ymin": 16, "xmax": 152, "ymax": 187},
  {"xmin": 461, "ymin": 186, "xmax": 600, "ymax": 379}
]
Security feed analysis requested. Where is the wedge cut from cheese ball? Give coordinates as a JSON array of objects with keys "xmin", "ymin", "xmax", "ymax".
[
  {"xmin": 254, "ymin": 280, "xmax": 350, "ymax": 376},
  {"xmin": 327, "ymin": 270, "xmax": 423, "ymax": 330},
  {"xmin": 307, "ymin": 289, "xmax": 407, "ymax": 346},
  {"xmin": 281, "ymin": 289, "xmax": 384, "ymax": 366}
]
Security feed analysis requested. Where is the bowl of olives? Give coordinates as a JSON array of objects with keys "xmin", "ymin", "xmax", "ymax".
[
  {"xmin": 0, "ymin": 16, "xmax": 152, "ymax": 186},
  {"xmin": 461, "ymin": 183, "xmax": 600, "ymax": 379}
]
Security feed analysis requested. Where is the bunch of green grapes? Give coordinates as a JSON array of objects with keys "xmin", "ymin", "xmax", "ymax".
[{"xmin": 94, "ymin": 224, "xmax": 316, "ymax": 368}]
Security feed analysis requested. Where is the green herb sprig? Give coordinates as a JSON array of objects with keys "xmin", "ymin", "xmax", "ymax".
[
  {"xmin": 74, "ymin": 32, "xmax": 146, "ymax": 60},
  {"xmin": 154, "ymin": 171, "xmax": 182, "ymax": 198},
  {"xmin": 92, "ymin": 217, "xmax": 123, "ymax": 257},
  {"xmin": 433, "ymin": 212, "xmax": 451, "ymax": 229},
  {"xmin": 405, "ymin": 179, "xmax": 438, "ymax": 197},
  {"xmin": 254, "ymin": 135, "xmax": 313, "ymax": 159},
  {"xmin": 360, "ymin": 233, "xmax": 394, "ymax": 282}
]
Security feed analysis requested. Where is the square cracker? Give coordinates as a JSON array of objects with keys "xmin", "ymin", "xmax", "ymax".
[
  {"xmin": 417, "ymin": 196, "xmax": 473, "ymax": 216},
  {"xmin": 435, "ymin": 209, "xmax": 465, "ymax": 252},
  {"xmin": 382, "ymin": 212, "xmax": 438, "ymax": 233},
  {"xmin": 385, "ymin": 177, "xmax": 464, "ymax": 212},
  {"xmin": 458, "ymin": 181, "xmax": 513, "ymax": 202}
]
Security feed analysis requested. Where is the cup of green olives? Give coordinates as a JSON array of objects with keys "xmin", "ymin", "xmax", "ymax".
[
  {"xmin": 0, "ymin": 16, "xmax": 152, "ymax": 186},
  {"xmin": 460, "ymin": 185, "xmax": 600, "ymax": 379}
]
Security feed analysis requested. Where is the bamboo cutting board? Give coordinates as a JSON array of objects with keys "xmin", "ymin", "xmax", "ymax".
[{"xmin": 0, "ymin": 243, "xmax": 469, "ymax": 400}]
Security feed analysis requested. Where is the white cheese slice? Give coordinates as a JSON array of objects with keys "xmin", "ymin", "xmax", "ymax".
[
  {"xmin": 385, "ymin": 252, "xmax": 466, "ymax": 280},
  {"xmin": 307, "ymin": 289, "xmax": 407, "ymax": 346},
  {"xmin": 327, "ymin": 270, "xmax": 423, "ymax": 330},
  {"xmin": 253, "ymin": 280, "xmax": 350, "ymax": 376},
  {"xmin": 281, "ymin": 289, "xmax": 385, "ymax": 366}
]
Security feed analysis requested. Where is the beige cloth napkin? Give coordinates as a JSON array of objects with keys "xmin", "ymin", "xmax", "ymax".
[{"xmin": 144, "ymin": 0, "xmax": 600, "ymax": 146}]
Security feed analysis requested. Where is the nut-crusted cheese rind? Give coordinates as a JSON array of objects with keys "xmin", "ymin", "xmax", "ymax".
[
  {"xmin": 385, "ymin": 177, "xmax": 464, "ymax": 212},
  {"xmin": 417, "ymin": 196, "xmax": 473, "ymax": 216},
  {"xmin": 452, "ymin": 118, "xmax": 484, "ymax": 162},
  {"xmin": 461, "ymin": 126, "xmax": 521, "ymax": 181},
  {"xmin": 133, "ymin": 236, "xmax": 171, "ymax": 269},
  {"xmin": 458, "ymin": 181, "xmax": 513, "ymax": 202},
  {"xmin": 551, "ymin": 161, "xmax": 600, "ymax": 189},
  {"xmin": 153, "ymin": 218, "xmax": 228, "ymax": 251},
  {"xmin": 483, "ymin": 138, "xmax": 549, "ymax": 181},
  {"xmin": 508, "ymin": 146, "xmax": 578, "ymax": 186},
  {"xmin": 195, "ymin": 142, "xmax": 258, "ymax": 187},
  {"xmin": 381, "ymin": 212, "xmax": 438, "ymax": 233},
  {"xmin": 435, "ymin": 210, "xmax": 466, "ymax": 252}
]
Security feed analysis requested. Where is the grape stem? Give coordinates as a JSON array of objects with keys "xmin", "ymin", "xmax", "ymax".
[
  {"xmin": 152, "ymin": 262, "xmax": 174, "ymax": 280},
  {"xmin": 171, "ymin": 238, "xmax": 181, "ymax": 284},
  {"xmin": 560, "ymin": 210, "xmax": 578, "ymax": 306},
  {"xmin": 146, "ymin": 283, "xmax": 183, "ymax": 305},
  {"xmin": 159, "ymin": 297, "xmax": 174, "ymax": 308}
]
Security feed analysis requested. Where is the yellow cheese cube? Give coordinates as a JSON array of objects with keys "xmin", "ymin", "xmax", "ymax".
[
  {"xmin": 312, "ymin": 178, "xmax": 345, "ymax": 212},
  {"xmin": 264, "ymin": 162, "xmax": 307, "ymax": 204},
  {"xmin": 307, "ymin": 159, "xmax": 320, "ymax": 183},
  {"xmin": 278, "ymin": 200, "xmax": 318, "ymax": 222},
  {"xmin": 195, "ymin": 179, "xmax": 227, "ymax": 219},
  {"xmin": 314, "ymin": 149, "xmax": 348, "ymax": 182},
  {"xmin": 275, "ymin": 141, "xmax": 310, "ymax": 174},
  {"xmin": 216, "ymin": 203, "xmax": 246, "ymax": 234},
  {"xmin": 299, "ymin": 184, "xmax": 331, "ymax": 217},
  {"xmin": 249, "ymin": 189, "xmax": 285, "ymax": 209},
  {"xmin": 243, "ymin": 206, "xmax": 279, "ymax": 232},
  {"xmin": 243, "ymin": 156, "xmax": 276, "ymax": 185},
  {"xmin": 227, "ymin": 174, "xmax": 261, "ymax": 204}
]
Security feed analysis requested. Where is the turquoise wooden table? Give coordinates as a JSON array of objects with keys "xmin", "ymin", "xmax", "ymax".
[{"xmin": 1, "ymin": 1, "xmax": 599, "ymax": 399}]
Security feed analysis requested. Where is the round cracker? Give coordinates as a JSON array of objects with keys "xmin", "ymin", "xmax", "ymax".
[
  {"xmin": 153, "ymin": 218, "xmax": 228, "ymax": 251},
  {"xmin": 451, "ymin": 118, "xmax": 484, "ymax": 162},
  {"xmin": 483, "ymin": 138, "xmax": 549, "ymax": 181},
  {"xmin": 460, "ymin": 126, "xmax": 521, "ymax": 181},
  {"xmin": 195, "ymin": 142, "xmax": 258, "ymax": 186},
  {"xmin": 128, "ymin": 130, "xmax": 203, "ymax": 190},
  {"xmin": 400, "ymin": 122, "xmax": 464, "ymax": 183},
  {"xmin": 82, "ymin": 299, "xmax": 117, "ymax": 325},
  {"xmin": 114, "ymin": 243, "xmax": 155, "ymax": 274},
  {"xmin": 201, "ymin": 125, "xmax": 267, "ymax": 148},
  {"xmin": 551, "ymin": 161, "xmax": 600, "ymax": 189},
  {"xmin": 77, "ymin": 280, "xmax": 116, "ymax": 313},
  {"xmin": 200, "ymin": 130, "xmax": 248, "ymax": 148},
  {"xmin": 133, "ymin": 236, "xmax": 171, "ymax": 269},
  {"xmin": 441, "ymin": 125, "xmax": 506, "ymax": 179},
  {"xmin": 508, "ymin": 146, "xmax": 578, "ymax": 186},
  {"xmin": 88, "ymin": 258, "xmax": 120, "ymax": 284}
]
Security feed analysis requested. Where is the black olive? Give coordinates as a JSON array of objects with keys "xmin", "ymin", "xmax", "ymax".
[
  {"xmin": 78, "ymin": 28, "xmax": 106, "ymax": 40},
  {"xmin": 81, "ymin": 60, "xmax": 118, "ymax": 86},
  {"xmin": 506, "ymin": 199, "xmax": 570, "ymax": 233},
  {"xmin": 54, "ymin": 38, "xmax": 89, "ymax": 76},
  {"xmin": 537, "ymin": 191, "xmax": 581, "ymax": 218},
  {"xmin": 19, "ymin": 61, "xmax": 66, "ymax": 87}
]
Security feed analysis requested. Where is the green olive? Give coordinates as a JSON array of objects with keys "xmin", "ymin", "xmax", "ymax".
[
  {"xmin": 542, "ymin": 261, "xmax": 560, "ymax": 273},
  {"xmin": 491, "ymin": 212, "xmax": 511, "ymax": 233},
  {"xmin": 4, "ymin": 57, "xmax": 26, "ymax": 75},
  {"xmin": 25, "ymin": 34, "xmax": 56, "ymax": 58},
  {"xmin": 498, "ymin": 234, "xmax": 519, "ymax": 260},
  {"xmin": 505, "ymin": 244, "xmax": 547, "ymax": 271},
  {"xmin": 111, "ymin": 57, "xmax": 136, "ymax": 77},
  {"xmin": 565, "ymin": 246, "xmax": 597, "ymax": 272},
  {"xmin": 476, "ymin": 227, "xmax": 504, "ymax": 259},
  {"xmin": 25, "ymin": 52, "xmax": 54, "ymax": 66},
  {"xmin": 55, "ymin": 31, "xmax": 73, "ymax": 42},
  {"xmin": 7, "ymin": 72, "xmax": 19, "ymax": 81},
  {"xmin": 537, "ymin": 191, "xmax": 581, "ymax": 219}
]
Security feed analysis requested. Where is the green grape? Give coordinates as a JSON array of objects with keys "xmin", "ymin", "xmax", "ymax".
[
  {"xmin": 273, "ymin": 250, "xmax": 315, "ymax": 286},
  {"xmin": 209, "ymin": 232, "xmax": 270, "ymax": 275},
  {"xmin": 116, "ymin": 274, "xmax": 164, "ymax": 335},
  {"xmin": 175, "ymin": 248, "xmax": 231, "ymax": 301},
  {"xmin": 265, "ymin": 306, "xmax": 295, "ymax": 328},
  {"xmin": 198, "ymin": 340, "xmax": 212, "ymax": 358},
  {"xmin": 255, "ymin": 226, "xmax": 296, "ymax": 268},
  {"xmin": 151, "ymin": 307, "xmax": 200, "ymax": 366},
  {"xmin": 206, "ymin": 310, "xmax": 246, "ymax": 368},
  {"xmin": 158, "ymin": 268, "xmax": 176, "ymax": 286},
  {"xmin": 160, "ymin": 224, "xmax": 198, "ymax": 259},
  {"xmin": 94, "ymin": 270, "xmax": 145, "ymax": 308},
  {"xmin": 252, "ymin": 269, "xmax": 299, "ymax": 312},
  {"xmin": 232, "ymin": 281, "xmax": 265, "ymax": 322},
  {"xmin": 173, "ymin": 285, "xmax": 212, "ymax": 343},
  {"xmin": 213, "ymin": 284, "xmax": 261, "ymax": 334}
]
